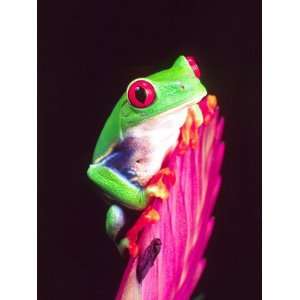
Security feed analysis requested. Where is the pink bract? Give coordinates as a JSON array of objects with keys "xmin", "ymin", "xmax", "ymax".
[{"xmin": 116, "ymin": 100, "xmax": 225, "ymax": 300}]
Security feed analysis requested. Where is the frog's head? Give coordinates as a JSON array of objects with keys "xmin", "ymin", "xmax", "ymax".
[{"xmin": 119, "ymin": 55, "xmax": 207, "ymax": 131}]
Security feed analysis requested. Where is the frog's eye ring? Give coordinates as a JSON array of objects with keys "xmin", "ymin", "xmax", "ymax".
[
  {"xmin": 185, "ymin": 56, "xmax": 201, "ymax": 78},
  {"xmin": 127, "ymin": 80, "xmax": 156, "ymax": 108}
]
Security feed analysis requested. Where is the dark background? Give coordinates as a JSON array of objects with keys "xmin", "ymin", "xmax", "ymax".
[{"xmin": 38, "ymin": 0, "xmax": 261, "ymax": 299}]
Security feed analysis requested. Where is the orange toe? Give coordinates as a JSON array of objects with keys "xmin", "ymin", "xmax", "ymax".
[
  {"xmin": 128, "ymin": 241, "xmax": 139, "ymax": 257},
  {"xmin": 125, "ymin": 207, "xmax": 161, "ymax": 257}
]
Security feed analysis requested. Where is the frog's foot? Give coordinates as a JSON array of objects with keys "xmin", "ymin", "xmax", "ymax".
[
  {"xmin": 178, "ymin": 104, "xmax": 203, "ymax": 154},
  {"xmin": 119, "ymin": 206, "xmax": 160, "ymax": 257},
  {"xmin": 145, "ymin": 167, "xmax": 176, "ymax": 201},
  {"xmin": 200, "ymin": 95, "xmax": 218, "ymax": 124},
  {"xmin": 118, "ymin": 168, "xmax": 175, "ymax": 257}
]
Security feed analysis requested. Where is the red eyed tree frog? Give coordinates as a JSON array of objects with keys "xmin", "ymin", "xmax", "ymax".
[{"xmin": 87, "ymin": 55, "xmax": 207, "ymax": 256}]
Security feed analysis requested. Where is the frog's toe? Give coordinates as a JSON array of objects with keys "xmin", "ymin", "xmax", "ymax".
[
  {"xmin": 146, "ymin": 182, "xmax": 169, "ymax": 201},
  {"xmin": 178, "ymin": 104, "xmax": 204, "ymax": 152},
  {"xmin": 146, "ymin": 167, "xmax": 175, "ymax": 200},
  {"xmin": 118, "ymin": 237, "xmax": 139, "ymax": 257}
]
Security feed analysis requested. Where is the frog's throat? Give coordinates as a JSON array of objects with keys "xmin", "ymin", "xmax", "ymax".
[{"xmin": 123, "ymin": 102, "xmax": 192, "ymax": 186}]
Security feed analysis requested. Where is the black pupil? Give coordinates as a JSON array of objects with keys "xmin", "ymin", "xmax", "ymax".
[{"xmin": 135, "ymin": 86, "xmax": 147, "ymax": 103}]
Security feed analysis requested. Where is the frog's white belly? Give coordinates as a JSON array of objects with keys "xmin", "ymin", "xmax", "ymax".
[{"xmin": 125, "ymin": 108, "xmax": 188, "ymax": 185}]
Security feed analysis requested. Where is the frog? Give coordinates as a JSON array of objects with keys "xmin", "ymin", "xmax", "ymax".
[{"xmin": 87, "ymin": 55, "xmax": 207, "ymax": 256}]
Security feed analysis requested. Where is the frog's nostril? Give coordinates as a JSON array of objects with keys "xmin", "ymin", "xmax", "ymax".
[{"xmin": 185, "ymin": 56, "xmax": 201, "ymax": 78}]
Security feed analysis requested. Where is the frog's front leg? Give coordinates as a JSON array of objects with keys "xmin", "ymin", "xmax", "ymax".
[
  {"xmin": 87, "ymin": 150, "xmax": 148, "ymax": 210},
  {"xmin": 87, "ymin": 161, "xmax": 161, "ymax": 256},
  {"xmin": 87, "ymin": 139, "xmax": 176, "ymax": 257},
  {"xmin": 120, "ymin": 167, "xmax": 176, "ymax": 257},
  {"xmin": 87, "ymin": 141, "xmax": 159, "ymax": 252}
]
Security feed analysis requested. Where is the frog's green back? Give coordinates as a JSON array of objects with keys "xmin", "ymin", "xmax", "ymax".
[{"xmin": 92, "ymin": 100, "xmax": 123, "ymax": 162}]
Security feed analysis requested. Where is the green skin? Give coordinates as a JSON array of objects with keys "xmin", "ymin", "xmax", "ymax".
[{"xmin": 87, "ymin": 56, "xmax": 207, "ymax": 241}]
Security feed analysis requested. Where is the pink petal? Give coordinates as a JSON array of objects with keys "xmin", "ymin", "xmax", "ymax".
[{"xmin": 116, "ymin": 100, "xmax": 225, "ymax": 300}]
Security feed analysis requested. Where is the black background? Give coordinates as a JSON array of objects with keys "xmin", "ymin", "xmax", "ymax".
[{"xmin": 38, "ymin": 0, "xmax": 261, "ymax": 299}]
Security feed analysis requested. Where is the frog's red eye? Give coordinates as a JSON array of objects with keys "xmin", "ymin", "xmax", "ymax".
[
  {"xmin": 185, "ymin": 56, "xmax": 201, "ymax": 78},
  {"xmin": 127, "ymin": 80, "xmax": 156, "ymax": 108}
]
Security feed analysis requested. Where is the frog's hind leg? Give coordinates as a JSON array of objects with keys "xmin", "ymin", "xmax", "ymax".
[
  {"xmin": 118, "ymin": 206, "xmax": 160, "ymax": 257},
  {"xmin": 105, "ymin": 204, "xmax": 126, "ymax": 241},
  {"xmin": 119, "ymin": 168, "xmax": 176, "ymax": 257}
]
